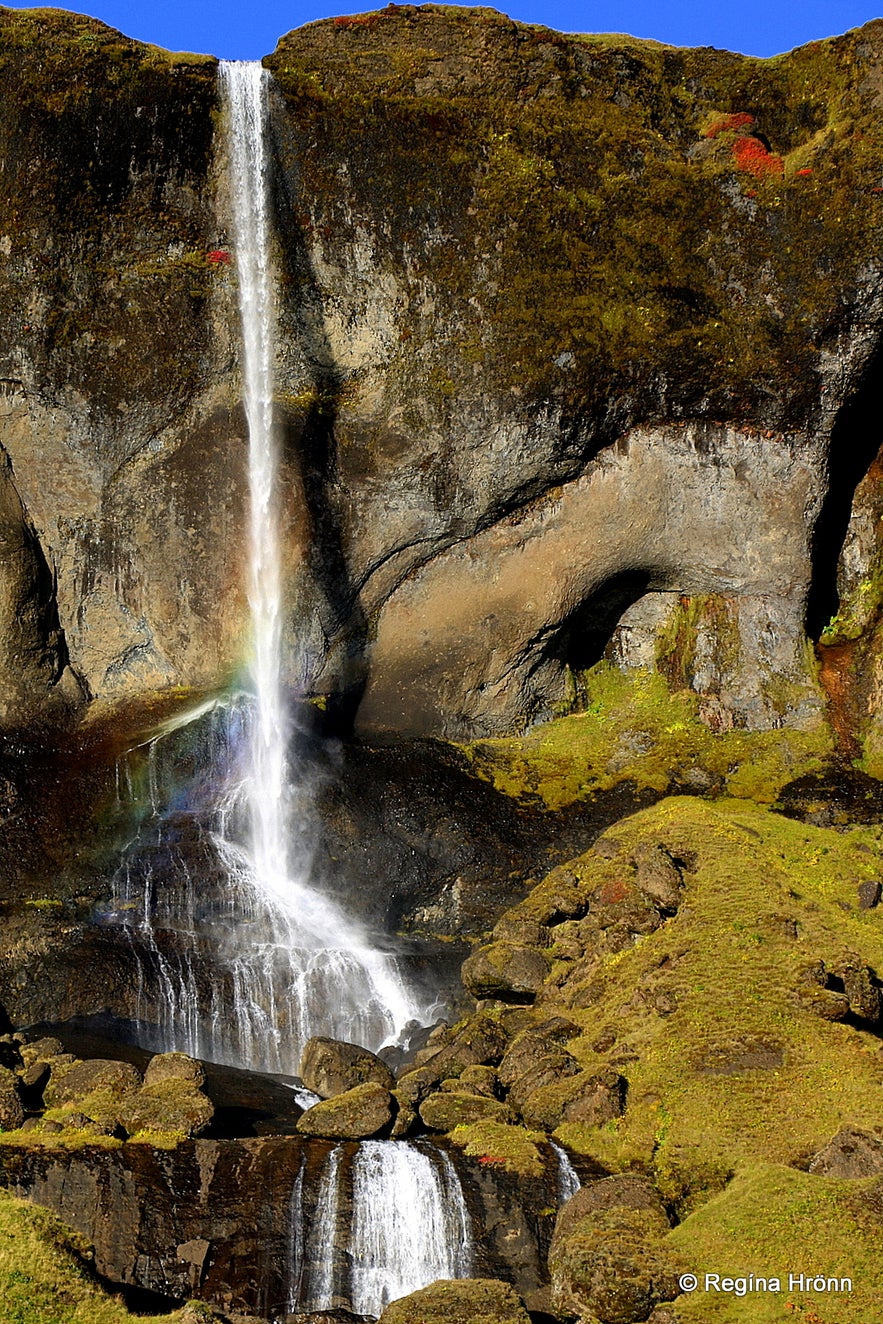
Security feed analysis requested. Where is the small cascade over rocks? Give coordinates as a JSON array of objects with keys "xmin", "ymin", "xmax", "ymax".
[
  {"xmin": 292, "ymin": 1139, "xmax": 474, "ymax": 1318},
  {"xmin": 550, "ymin": 1140, "xmax": 582, "ymax": 1202},
  {"xmin": 99, "ymin": 61, "xmax": 425, "ymax": 1075}
]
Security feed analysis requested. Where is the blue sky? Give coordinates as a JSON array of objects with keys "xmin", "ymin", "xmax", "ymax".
[{"xmin": 3, "ymin": 0, "xmax": 882, "ymax": 60}]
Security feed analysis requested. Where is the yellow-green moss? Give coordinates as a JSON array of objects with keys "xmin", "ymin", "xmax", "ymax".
[
  {"xmin": 449, "ymin": 1119, "xmax": 547, "ymax": 1177},
  {"xmin": 459, "ymin": 665, "xmax": 832, "ymax": 808},
  {"xmin": 500, "ymin": 796, "xmax": 883, "ymax": 1210},
  {"xmin": 667, "ymin": 1163, "xmax": 883, "ymax": 1321}
]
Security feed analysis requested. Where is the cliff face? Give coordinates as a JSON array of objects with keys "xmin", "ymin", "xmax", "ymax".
[{"xmin": 2, "ymin": 5, "xmax": 883, "ymax": 748}]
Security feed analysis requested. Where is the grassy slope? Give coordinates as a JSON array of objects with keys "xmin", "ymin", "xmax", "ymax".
[{"xmin": 0, "ymin": 1191, "xmax": 210, "ymax": 1324}]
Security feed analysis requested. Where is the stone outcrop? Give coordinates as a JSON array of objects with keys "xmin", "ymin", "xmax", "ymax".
[{"xmin": 0, "ymin": 7, "xmax": 882, "ymax": 746}]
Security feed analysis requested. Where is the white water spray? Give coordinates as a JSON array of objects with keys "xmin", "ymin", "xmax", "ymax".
[
  {"xmin": 108, "ymin": 64, "xmax": 424, "ymax": 1074},
  {"xmin": 296, "ymin": 1140, "xmax": 474, "ymax": 1317}
]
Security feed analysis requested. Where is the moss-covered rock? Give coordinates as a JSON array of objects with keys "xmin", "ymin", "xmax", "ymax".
[
  {"xmin": 300, "ymin": 1035, "xmax": 395, "ymax": 1097},
  {"xmin": 419, "ymin": 1089, "xmax": 512, "ymax": 1131},
  {"xmin": 461, "ymin": 941, "xmax": 551, "ymax": 1000},
  {"xmin": 0, "ymin": 1065, "xmax": 24, "ymax": 1131},
  {"xmin": 377, "ymin": 1277, "xmax": 531, "ymax": 1323},
  {"xmin": 117, "ymin": 1078, "xmax": 214, "ymax": 1139},
  {"xmin": 296, "ymin": 1081, "xmax": 395, "ymax": 1139}
]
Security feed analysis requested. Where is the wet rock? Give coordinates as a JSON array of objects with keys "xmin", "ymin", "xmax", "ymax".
[
  {"xmin": 550, "ymin": 1176, "xmax": 679, "ymax": 1323},
  {"xmin": 378, "ymin": 1278, "xmax": 531, "ymax": 1323},
  {"xmin": 144, "ymin": 1051, "xmax": 206, "ymax": 1089},
  {"xmin": 632, "ymin": 844, "xmax": 684, "ymax": 911},
  {"xmin": 296, "ymin": 1081, "xmax": 394, "ymax": 1139},
  {"xmin": 520, "ymin": 1069, "xmax": 627, "ymax": 1131},
  {"xmin": 419, "ymin": 1090, "xmax": 512, "ymax": 1131},
  {"xmin": 0, "ymin": 1065, "xmax": 24, "ymax": 1130},
  {"xmin": 858, "ymin": 880, "xmax": 881, "ymax": 910},
  {"xmin": 300, "ymin": 1036, "xmax": 395, "ymax": 1098},
  {"xmin": 809, "ymin": 1127, "xmax": 883, "ymax": 1177},
  {"xmin": 461, "ymin": 942, "xmax": 550, "ymax": 1001}
]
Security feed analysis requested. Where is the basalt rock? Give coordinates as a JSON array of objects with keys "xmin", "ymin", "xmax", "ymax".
[
  {"xmin": 461, "ymin": 942, "xmax": 551, "ymax": 1002},
  {"xmin": 296, "ymin": 1081, "xmax": 395, "ymax": 1139},
  {"xmin": 419, "ymin": 1090, "xmax": 512, "ymax": 1132},
  {"xmin": 300, "ymin": 1036, "xmax": 395, "ymax": 1099}
]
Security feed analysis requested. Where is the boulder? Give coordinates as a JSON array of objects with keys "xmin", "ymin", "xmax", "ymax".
[
  {"xmin": 498, "ymin": 1031, "xmax": 579, "ymax": 1089},
  {"xmin": 840, "ymin": 965, "xmax": 882, "ymax": 1023},
  {"xmin": 144, "ymin": 1052, "xmax": 206, "ymax": 1089},
  {"xmin": 0, "ymin": 1064, "xmax": 24, "ymax": 1130},
  {"xmin": 461, "ymin": 942, "xmax": 550, "ymax": 1001},
  {"xmin": 492, "ymin": 915, "xmax": 552, "ymax": 948},
  {"xmin": 419, "ymin": 1090, "xmax": 512, "ymax": 1132},
  {"xmin": 419, "ymin": 1015, "xmax": 508, "ymax": 1083},
  {"xmin": 19, "ymin": 1037, "xmax": 64, "ymax": 1069},
  {"xmin": 44, "ymin": 1058, "xmax": 142, "ymax": 1110},
  {"xmin": 809, "ymin": 1127, "xmax": 883, "ymax": 1178},
  {"xmin": 858, "ymin": 880, "xmax": 881, "ymax": 910},
  {"xmin": 632, "ymin": 844, "xmax": 684, "ymax": 911},
  {"xmin": 378, "ymin": 1279, "xmax": 531, "ymax": 1323},
  {"xmin": 520, "ymin": 1069, "xmax": 627, "ymax": 1131},
  {"xmin": 550, "ymin": 1177, "xmax": 679, "ymax": 1324},
  {"xmin": 296, "ymin": 1081, "xmax": 395, "ymax": 1139},
  {"xmin": 452, "ymin": 1065, "xmax": 501, "ymax": 1098},
  {"xmin": 300, "ymin": 1036, "xmax": 395, "ymax": 1098},
  {"xmin": 118, "ymin": 1079, "xmax": 214, "ymax": 1139}
]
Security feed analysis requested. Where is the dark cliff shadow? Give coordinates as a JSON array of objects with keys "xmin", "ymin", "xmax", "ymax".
[{"xmin": 806, "ymin": 342, "xmax": 883, "ymax": 641}]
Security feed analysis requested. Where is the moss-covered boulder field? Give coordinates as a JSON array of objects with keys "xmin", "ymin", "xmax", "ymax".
[{"xmin": 3, "ymin": 3, "xmax": 883, "ymax": 1323}]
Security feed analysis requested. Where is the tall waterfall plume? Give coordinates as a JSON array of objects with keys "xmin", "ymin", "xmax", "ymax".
[{"xmin": 104, "ymin": 63, "xmax": 423, "ymax": 1074}]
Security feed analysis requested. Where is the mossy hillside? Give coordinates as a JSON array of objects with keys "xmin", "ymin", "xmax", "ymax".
[
  {"xmin": 268, "ymin": 7, "xmax": 883, "ymax": 438},
  {"xmin": 449, "ymin": 1118, "xmax": 547, "ymax": 1177},
  {"xmin": 0, "ymin": 7, "xmax": 218, "ymax": 443},
  {"xmin": 489, "ymin": 797, "xmax": 883, "ymax": 1207},
  {"xmin": 0, "ymin": 1189, "xmax": 211, "ymax": 1324},
  {"xmin": 459, "ymin": 664, "xmax": 833, "ymax": 808},
  {"xmin": 666, "ymin": 1163, "xmax": 883, "ymax": 1322}
]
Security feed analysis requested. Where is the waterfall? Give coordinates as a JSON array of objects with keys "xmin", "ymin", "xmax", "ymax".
[
  {"xmin": 295, "ymin": 1140, "xmax": 474, "ymax": 1318},
  {"xmin": 101, "ymin": 63, "xmax": 425, "ymax": 1075},
  {"xmin": 550, "ymin": 1140, "xmax": 581, "ymax": 1202}
]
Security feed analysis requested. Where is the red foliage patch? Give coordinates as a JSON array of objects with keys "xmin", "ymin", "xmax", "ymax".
[
  {"xmin": 207, "ymin": 249, "xmax": 230, "ymax": 265},
  {"xmin": 597, "ymin": 878, "xmax": 630, "ymax": 906},
  {"xmin": 478, "ymin": 1154, "xmax": 506, "ymax": 1166},
  {"xmin": 731, "ymin": 136, "xmax": 784, "ymax": 180},
  {"xmin": 795, "ymin": 167, "xmax": 814, "ymax": 177},
  {"xmin": 333, "ymin": 14, "xmax": 375, "ymax": 28},
  {"xmin": 703, "ymin": 111, "xmax": 755, "ymax": 139}
]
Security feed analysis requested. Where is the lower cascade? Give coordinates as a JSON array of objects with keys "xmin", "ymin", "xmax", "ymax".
[{"xmin": 293, "ymin": 1140, "xmax": 474, "ymax": 1318}]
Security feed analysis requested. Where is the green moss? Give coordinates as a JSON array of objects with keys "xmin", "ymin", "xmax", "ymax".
[
  {"xmin": 0, "ymin": 1189, "xmax": 198, "ymax": 1322},
  {"xmin": 450, "ymin": 1118, "xmax": 547, "ymax": 1177},
  {"xmin": 268, "ymin": 8, "xmax": 883, "ymax": 428},
  {"xmin": 459, "ymin": 664, "xmax": 832, "ymax": 808},
  {"xmin": 515, "ymin": 797, "xmax": 883, "ymax": 1211},
  {"xmin": 667, "ymin": 1163, "xmax": 883, "ymax": 1320}
]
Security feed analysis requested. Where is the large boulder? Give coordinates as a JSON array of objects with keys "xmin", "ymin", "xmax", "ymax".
[
  {"xmin": 550, "ymin": 1177, "xmax": 681, "ymax": 1324},
  {"xmin": 299, "ymin": 1036, "xmax": 395, "ymax": 1098},
  {"xmin": 378, "ymin": 1279, "xmax": 531, "ymax": 1323},
  {"xmin": 519, "ymin": 1069, "xmax": 627, "ymax": 1131},
  {"xmin": 43, "ymin": 1058, "xmax": 142, "ymax": 1111},
  {"xmin": 296, "ymin": 1081, "xmax": 395, "ymax": 1139},
  {"xmin": 143, "ymin": 1052, "xmax": 205, "ymax": 1089},
  {"xmin": 417, "ymin": 1015, "xmax": 509, "ymax": 1085},
  {"xmin": 419, "ymin": 1090, "xmax": 512, "ymax": 1132},
  {"xmin": 461, "ymin": 942, "xmax": 551, "ymax": 1001},
  {"xmin": 117, "ymin": 1079, "xmax": 214, "ymax": 1139}
]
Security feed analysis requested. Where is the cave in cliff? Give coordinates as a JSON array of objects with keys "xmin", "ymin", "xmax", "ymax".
[{"xmin": 1, "ymin": 5, "xmax": 883, "ymax": 1323}]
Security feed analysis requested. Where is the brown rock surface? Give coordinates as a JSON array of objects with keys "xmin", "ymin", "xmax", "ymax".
[
  {"xmin": 299, "ymin": 1036, "xmax": 395, "ymax": 1098},
  {"xmin": 296, "ymin": 1081, "xmax": 394, "ymax": 1139}
]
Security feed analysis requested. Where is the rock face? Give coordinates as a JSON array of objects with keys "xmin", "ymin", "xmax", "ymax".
[{"xmin": 0, "ymin": 7, "xmax": 882, "ymax": 745}]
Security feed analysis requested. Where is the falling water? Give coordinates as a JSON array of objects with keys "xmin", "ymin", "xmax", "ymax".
[
  {"xmin": 103, "ymin": 63, "xmax": 424, "ymax": 1074},
  {"xmin": 550, "ymin": 1140, "xmax": 582, "ymax": 1202},
  {"xmin": 295, "ymin": 1140, "xmax": 474, "ymax": 1317}
]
